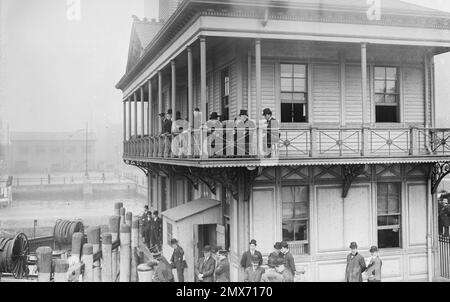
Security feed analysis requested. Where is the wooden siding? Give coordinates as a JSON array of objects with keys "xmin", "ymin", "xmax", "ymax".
[
  {"xmin": 345, "ymin": 65, "xmax": 364, "ymax": 124},
  {"xmin": 403, "ymin": 67, "xmax": 425, "ymax": 125},
  {"xmin": 312, "ymin": 64, "xmax": 340, "ymax": 125},
  {"xmin": 250, "ymin": 60, "xmax": 277, "ymax": 120}
]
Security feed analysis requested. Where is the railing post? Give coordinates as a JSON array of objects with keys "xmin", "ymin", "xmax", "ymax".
[
  {"xmin": 109, "ymin": 215, "xmax": 121, "ymax": 282},
  {"xmin": 36, "ymin": 246, "xmax": 52, "ymax": 282},
  {"xmin": 82, "ymin": 244, "xmax": 94, "ymax": 282},
  {"xmin": 87, "ymin": 226, "xmax": 102, "ymax": 282},
  {"xmin": 310, "ymin": 127, "xmax": 318, "ymax": 157},
  {"xmin": 126, "ymin": 211, "xmax": 133, "ymax": 227},
  {"xmin": 410, "ymin": 127, "xmax": 418, "ymax": 156},
  {"xmin": 131, "ymin": 218, "xmax": 139, "ymax": 282},
  {"xmin": 54, "ymin": 259, "xmax": 69, "ymax": 282},
  {"xmin": 119, "ymin": 224, "xmax": 131, "ymax": 282},
  {"xmin": 361, "ymin": 127, "xmax": 370, "ymax": 156},
  {"xmin": 200, "ymin": 125, "xmax": 208, "ymax": 159},
  {"xmin": 101, "ymin": 233, "xmax": 113, "ymax": 282}
]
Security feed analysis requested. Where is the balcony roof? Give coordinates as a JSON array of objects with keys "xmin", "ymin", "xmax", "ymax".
[{"xmin": 116, "ymin": 0, "xmax": 450, "ymax": 92}]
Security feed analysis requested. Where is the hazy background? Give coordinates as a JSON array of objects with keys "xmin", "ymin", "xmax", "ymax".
[{"xmin": 0, "ymin": 0, "xmax": 449, "ymax": 134}]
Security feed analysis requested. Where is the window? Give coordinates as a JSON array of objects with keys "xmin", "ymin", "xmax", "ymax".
[
  {"xmin": 167, "ymin": 222, "xmax": 173, "ymax": 246},
  {"xmin": 221, "ymin": 68, "xmax": 230, "ymax": 121},
  {"xmin": 281, "ymin": 185, "xmax": 309, "ymax": 254},
  {"xmin": 280, "ymin": 64, "xmax": 308, "ymax": 123},
  {"xmin": 375, "ymin": 67, "xmax": 399, "ymax": 123},
  {"xmin": 377, "ymin": 183, "xmax": 401, "ymax": 248}
]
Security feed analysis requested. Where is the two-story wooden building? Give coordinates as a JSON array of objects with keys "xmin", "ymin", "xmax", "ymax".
[{"xmin": 116, "ymin": 0, "xmax": 450, "ymax": 282}]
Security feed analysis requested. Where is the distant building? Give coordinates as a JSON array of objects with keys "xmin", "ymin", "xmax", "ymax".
[{"xmin": 8, "ymin": 132, "xmax": 96, "ymax": 174}]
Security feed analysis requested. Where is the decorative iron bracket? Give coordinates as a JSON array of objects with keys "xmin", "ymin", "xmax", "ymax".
[
  {"xmin": 342, "ymin": 164, "xmax": 366, "ymax": 198},
  {"xmin": 430, "ymin": 162, "xmax": 450, "ymax": 194}
]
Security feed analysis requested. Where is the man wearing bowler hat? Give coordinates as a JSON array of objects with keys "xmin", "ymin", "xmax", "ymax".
[
  {"xmin": 345, "ymin": 242, "xmax": 367, "ymax": 282},
  {"xmin": 195, "ymin": 245, "xmax": 216, "ymax": 282},
  {"xmin": 240, "ymin": 239, "xmax": 263, "ymax": 269},
  {"xmin": 236, "ymin": 109, "xmax": 256, "ymax": 156},
  {"xmin": 366, "ymin": 245, "xmax": 382, "ymax": 282},
  {"xmin": 162, "ymin": 109, "xmax": 173, "ymax": 134}
]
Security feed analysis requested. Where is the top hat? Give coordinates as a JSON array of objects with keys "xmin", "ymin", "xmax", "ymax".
[
  {"xmin": 273, "ymin": 242, "xmax": 282, "ymax": 250},
  {"xmin": 262, "ymin": 108, "xmax": 272, "ymax": 116},
  {"xmin": 209, "ymin": 112, "xmax": 219, "ymax": 120},
  {"xmin": 167, "ymin": 109, "xmax": 173, "ymax": 115},
  {"xmin": 369, "ymin": 246, "xmax": 378, "ymax": 253},
  {"xmin": 249, "ymin": 239, "xmax": 257, "ymax": 246},
  {"xmin": 203, "ymin": 245, "xmax": 212, "ymax": 252},
  {"xmin": 239, "ymin": 109, "xmax": 249, "ymax": 117},
  {"xmin": 170, "ymin": 239, "xmax": 178, "ymax": 245},
  {"xmin": 349, "ymin": 242, "xmax": 358, "ymax": 249}
]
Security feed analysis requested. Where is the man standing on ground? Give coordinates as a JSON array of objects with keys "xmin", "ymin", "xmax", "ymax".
[
  {"xmin": 240, "ymin": 239, "xmax": 263, "ymax": 269},
  {"xmin": 366, "ymin": 246, "xmax": 382, "ymax": 282},
  {"xmin": 345, "ymin": 242, "xmax": 367, "ymax": 282},
  {"xmin": 195, "ymin": 245, "xmax": 216, "ymax": 282},
  {"xmin": 170, "ymin": 239, "xmax": 186, "ymax": 282}
]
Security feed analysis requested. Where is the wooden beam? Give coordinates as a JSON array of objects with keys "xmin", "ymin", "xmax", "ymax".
[
  {"xmin": 200, "ymin": 37, "xmax": 207, "ymax": 124},
  {"xmin": 148, "ymin": 79, "xmax": 152, "ymax": 136},
  {"xmin": 141, "ymin": 86, "xmax": 145, "ymax": 136},
  {"xmin": 361, "ymin": 43, "xmax": 368, "ymax": 126},
  {"xmin": 171, "ymin": 60, "xmax": 177, "ymax": 120},
  {"xmin": 158, "ymin": 71, "xmax": 163, "ymax": 133}
]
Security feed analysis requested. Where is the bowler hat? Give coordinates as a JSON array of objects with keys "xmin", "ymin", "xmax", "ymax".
[
  {"xmin": 369, "ymin": 246, "xmax": 378, "ymax": 253},
  {"xmin": 273, "ymin": 242, "xmax": 282, "ymax": 250},
  {"xmin": 170, "ymin": 239, "xmax": 178, "ymax": 245},
  {"xmin": 249, "ymin": 239, "xmax": 257, "ymax": 246},
  {"xmin": 218, "ymin": 249, "xmax": 228, "ymax": 256},
  {"xmin": 167, "ymin": 109, "xmax": 173, "ymax": 115},
  {"xmin": 209, "ymin": 112, "xmax": 219, "ymax": 120},
  {"xmin": 262, "ymin": 108, "xmax": 272, "ymax": 116},
  {"xmin": 349, "ymin": 242, "xmax": 358, "ymax": 249},
  {"xmin": 159, "ymin": 112, "xmax": 166, "ymax": 117},
  {"xmin": 203, "ymin": 245, "xmax": 212, "ymax": 252},
  {"xmin": 280, "ymin": 241, "xmax": 289, "ymax": 249},
  {"xmin": 239, "ymin": 109, "xmax": 248, "ymax": 117}
]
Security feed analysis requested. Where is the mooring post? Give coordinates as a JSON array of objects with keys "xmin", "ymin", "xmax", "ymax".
[
  {"xmin": 82, "ymin": 243, "xmax": 94, "ymax": 282},
  {"xmin": 120, "ymin": 207, "xmax": 126, "ymax": 225},
  {"xmin": 71, "ymin": 232, "xmax": 84, "ymax": 263},
  {"xmin": 126, "ymin": 211, "xmax": 133, "ymax": 226},
  {"xmin": 54, "ymin": 259, "xmax": 69, "ymax": 282},
  {"xmin": 119, "ymin": 224, "xmax": 131, "ymax": 282},
  {"xmin": 109, "ymin": 215, "xmax": 121, "ymax": 282},
  {"xmin": 114, "ymin": 202, "xmax": 123, "ymax": 216},
  {"xmin": 36, "ymin": 246, "xmax": 53, "ymax": 282},
  {"xmin": 131, "ymin": 218, "xmax": 139, "ymax": 282},
  {"xmin": 101, "ymin": 232, "xmax": 113, "ymax": 282},
  {"xmin": 87, "ymin": 226, "xmax": 102, "ymax": 282}
]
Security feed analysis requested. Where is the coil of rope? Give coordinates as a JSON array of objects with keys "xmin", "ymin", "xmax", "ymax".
[
  {"xmin": 53, "ymin": 220, "xmax": 84, "ymax": 246},
  {"xmin": 0, "ymin": 233, "xmax": 29, "ymax": 279}
]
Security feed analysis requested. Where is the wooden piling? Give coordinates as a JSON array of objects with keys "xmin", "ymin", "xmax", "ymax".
[
  {"xmin": 81, "ymin": 243, "xmax": 93, "ymax": 282},
  {"xmin": 114, "ymin": 202, "xmax": 123, "ymax": 216},
  {"xmin": 54, "ymin": 259, "xmax": 69, "ymax": 282},
  {"xmin": 119, "ymin": 224, "xmax": 131, "ymax": 282},
  {"xmin": 87, "ymin": 226, "xmax": 102, "ymax": 282},
  {"xmin": 109, "ymin": 215, "xmax": 121, "ymax": 282},
  {"xmin": 101, "ymin": 233, "xmax": 113, "ymax": 282},
  {"xmin": 120, "ymin": 207, "xmax": 126, "ymax": 225},
  {"xmin": 126, "ymin": 211, "xmax": 132, "ymax": 226},
  {"xmin": 131, "ymin": 218, "xmax": 139, "ymax": 282},
  {"xmin": 71, "ymin": 232, "xmax": 84, "ymax": 262},
  {"xmin": 36, "ymin": 246, "xmax": 52, "ymax": 282}
]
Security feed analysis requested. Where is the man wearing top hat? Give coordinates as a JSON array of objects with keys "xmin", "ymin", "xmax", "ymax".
[
  {"xmin": 240, "ymin": 239, "xmax": 263, "ymax": 269},
  {"xmin": 206, "ymin": 112, "xmax": 223, "ymax": 156},
  {"xmin": 262, "ymin": 108, "xmax": 279, "ymax": 158},
  {"xmin": 244, "ymin": 256, "xmax": 265, "ymax": 282},
  {"xmin": 214, "ymin": 247, "xmax": 230, "ymax": 282},
  {"xmin": 366, "ymin": 245, "xmax": 382, "ymax": 282},
  {"xmin": 345, "ymin": 242, "xmax": 367, "ymax": 282},
  {"xmin": 236, "ymin": 109, "xmax": 256, "ymax": 156},
  {"xmin": 162, "ymin": 109, "xmax": 173, "ymax": 135},
  {"xmin": 195, "ymin": 245, "xmax": 216, "ymax": 282}
]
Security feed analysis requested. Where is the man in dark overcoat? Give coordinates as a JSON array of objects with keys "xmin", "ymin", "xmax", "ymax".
[
  {"xmin": 240, "ymin": 239, "xmax": 263, "ymax": 269},
  {"xmin": 195, "ymin": 245, "xmax": 216, "ymax": 282},
  {"xmin": 345, "ymin": 242, "xmax": 367, "ymax": 282}
]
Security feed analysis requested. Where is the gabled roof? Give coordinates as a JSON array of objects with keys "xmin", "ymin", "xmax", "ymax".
[{"xmin": 161, "ymin": 198, "xmax": 221, "ymax": 222}]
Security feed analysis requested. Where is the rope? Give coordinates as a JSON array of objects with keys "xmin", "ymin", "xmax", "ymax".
[
  {"xmin": 53, "ymin": 220, "xmax": 84, "ymax": 246},
  {"xmin": 0, "ymin": 233, "xmax": 29, "ymax": 279}
]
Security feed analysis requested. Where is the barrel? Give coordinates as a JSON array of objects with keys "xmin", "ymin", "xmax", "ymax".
[{"xmin": 137, "ymin": 263, "xmax": 154, "ymax": 282}]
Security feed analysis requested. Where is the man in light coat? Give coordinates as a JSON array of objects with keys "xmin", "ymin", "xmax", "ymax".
[
  {"xmin": 366, "ymin": 246, "xmax": 382, "ymax": 282},
  {"xmin": 345, "ymin": 242, "xmax": 367, "ymax": 282}
]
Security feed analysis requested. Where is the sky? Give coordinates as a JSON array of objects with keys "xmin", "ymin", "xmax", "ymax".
[{"xmin": 0, "ymin": 0, "xmax": 450, "ymax": 135}]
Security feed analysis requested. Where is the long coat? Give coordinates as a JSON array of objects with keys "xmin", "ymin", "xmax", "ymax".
[
  {"xmin": 215, "ymin": 258, "xmax": 230, "ymax": 282},
  {"xmin": 345, "ymin": 253, "xmax": 367, "ymax": 282},
  {"xmin": 283, "ymin": 252, "xmax": 296, "ymax": 275},
  {"xmin": 195, "ymin": 256, "xmax": 216, "ymax": 282},
  {"xmin": 366, "ymin": 257, "xmax": 382, "ymax": 281},
  {"xmin": 170, "ymin": 246, "xmax": 185, "ymax": 269},
  {"xmin": 244, "ymin": 267, "xmax": 265, "ymax": 282},
  {"xmin": 240, "ymin": 250, "xmax": 263, "ymax": 268}
]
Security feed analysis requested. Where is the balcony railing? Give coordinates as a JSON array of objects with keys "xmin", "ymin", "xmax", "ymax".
[{"xmin": 123, "ymin": 124, "xmax": 450, "ymax": 162}]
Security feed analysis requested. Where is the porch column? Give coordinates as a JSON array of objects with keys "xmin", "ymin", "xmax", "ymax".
[
  {"xmin": 123, "ymin": 99, "xmax": 127, "ymax": 141},
  {"xmin": 158, "ymin": 71, "xmax": 163, "ymax": 133},
  {"xmin": 171, "ymin": 60, "xmax": 176, "ymax": 120},
  {"xmin": 200, "ymin": 36, "xmax": 207, "ymax": 123},
  {"xmin": 141, "ymin": 86, "xmax": 145, "ymax": 136},
  {"xmin": 255, "ymin": 39, "xmax": 262, "ymax": 120},
  {"xmin": 128, "ymin": 97, "xmax": 132, "ymax": 139},
  {"xmin": 134, "ymin": 92, "xmax": 138, "ymax": 137},
  {"xmin": 148, "ymin": 79, "xmax": 153, "ymax": 135},
  {"xmin": 361, "ymin": 43, "xmax": 368, "ymax": 125},
  {"xmin": 187, "ymin": 46, "xmax": 193, "ymax": 124}
]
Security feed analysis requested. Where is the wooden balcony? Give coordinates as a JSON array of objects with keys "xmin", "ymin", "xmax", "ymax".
[{"xmin": 123, "ymin": 125, "xmax": 450, "ymax": 167}]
